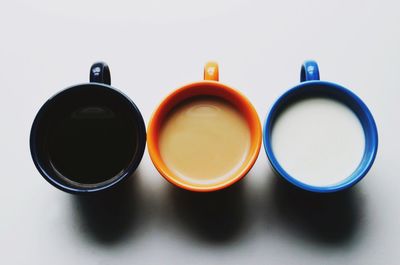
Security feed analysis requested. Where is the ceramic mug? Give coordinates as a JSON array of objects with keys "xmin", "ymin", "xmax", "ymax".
[
  {"xmin": 263, "ymin": 60, "xmax": 378, "ymax": 193},
  {"xmin": 30, "ymin": 62, "xmax": 146, "ymax": 193},
  {"xmin": 148, "ymin": 62, "xmax": 262, "ymax": 192}
]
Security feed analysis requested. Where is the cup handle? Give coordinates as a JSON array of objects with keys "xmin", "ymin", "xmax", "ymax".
[
  {"xmin": 90, "ymin": 62, "xmax": 111, "ymax": 85},
  {"xmin": 204, "ymin": 61, "xmax": 219, "ymax": 81},
  {"xmin": 300, "ymin": 60, "xmax": 320, "ymax": 82}
]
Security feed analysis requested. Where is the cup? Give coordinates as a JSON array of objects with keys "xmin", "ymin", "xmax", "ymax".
[
  {"xmin": 263, "ymin": 60, "xmax": 378, "ymax": 193},
  {"xmin": 30, "ymin": 62, "xmax": 146, "ymax": 193},
  {"xmin": 148, "ymin": 62, "xmax": 262, "ymax": 192}
]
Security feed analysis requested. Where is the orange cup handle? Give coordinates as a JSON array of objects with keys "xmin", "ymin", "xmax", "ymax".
[{"xmin": 203, "ymin": 61, "xmax": 219, "ymax": 81}]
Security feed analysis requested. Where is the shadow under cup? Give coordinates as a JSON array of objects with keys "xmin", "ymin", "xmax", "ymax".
[
  {"xmin": 30, "ymin": 84, "xmax": 146, "ymax": 193},
  {"xmin": 148, "ymin": 78, "xmax": 262, "ymax": 192}
]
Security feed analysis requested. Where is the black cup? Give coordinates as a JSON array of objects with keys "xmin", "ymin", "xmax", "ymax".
[{"xmin": 30, "ymin": 62, "xmax": 146, "ymax": 193}]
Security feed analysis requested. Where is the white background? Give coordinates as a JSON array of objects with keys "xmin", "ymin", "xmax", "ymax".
[{"xmin": 1, "ymin": 0, "xmax": 399, "ymax": 264}]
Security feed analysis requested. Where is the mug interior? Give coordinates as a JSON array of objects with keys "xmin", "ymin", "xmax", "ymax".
[
  {"xmin": 264, "ymin": 81, "xmax": 378, "ymax": 192},
  {"xmin": 30, "ymin": 84, "xmax": 145, "ymax": 192},
  {"xmin": 148, "ymin": 81, "xmax": 261, "ymax": 191}
]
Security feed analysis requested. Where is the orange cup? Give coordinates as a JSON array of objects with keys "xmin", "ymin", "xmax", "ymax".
[{"xmin": 148, "ymin": 62, "xmax": 262, "ymax": 192}]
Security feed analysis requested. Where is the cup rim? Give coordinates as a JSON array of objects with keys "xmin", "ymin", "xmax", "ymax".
[
  {"xmin": 147, "ymin": 80, "xmax": 262, "ymax": 192},
  {"xmin": 30, "ymin": 83, "xmax": 147, "ymax": 193},
  {"xmin": 263, "ymin": 80, "xmax": 378, "ymax": 193}
]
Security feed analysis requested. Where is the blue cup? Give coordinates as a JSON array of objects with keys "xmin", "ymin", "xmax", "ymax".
[{"xmin": 263, "ymin": 60, "xmax": 378, "ymax": 193}]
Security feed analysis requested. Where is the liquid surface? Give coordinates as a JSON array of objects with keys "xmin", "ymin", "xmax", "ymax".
[
  {"xmin": 159, "ymin": 97, "xmax": 251, "ymax": 185},
  {"xmin": 272, "ymin": 97, "xmax": 365, "ymax": 186},
  {"xmin": 48, "ymin": 106, "xmax": 137, "ymax": 185}
]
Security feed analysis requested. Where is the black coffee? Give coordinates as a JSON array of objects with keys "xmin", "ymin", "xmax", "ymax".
[{"xmin": 47, "ymin": 106, "xmax": 138, "ymax": 185}]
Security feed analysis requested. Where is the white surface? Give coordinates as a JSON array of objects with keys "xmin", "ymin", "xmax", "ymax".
[
  {"xmin": 272, "ymin": 98, "xmax": 365, "ymax": 186},
  {"xmin": 1, "ymin": 0, "xmax": 399, "ymax": 264}
]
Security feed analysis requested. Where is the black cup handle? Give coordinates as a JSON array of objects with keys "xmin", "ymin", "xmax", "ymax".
[{"xmin": 90, "ymin": 62, "xmax": 111, "ymax": 85}]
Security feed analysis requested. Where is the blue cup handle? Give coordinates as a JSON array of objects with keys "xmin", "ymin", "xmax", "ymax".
[
  {"xmin": 300, "ymin": 60, "xmax": 320, "ymax": 82},
  {"xmin": 90, "ymin": 62, "xmax": 111, "ymax": 85}
]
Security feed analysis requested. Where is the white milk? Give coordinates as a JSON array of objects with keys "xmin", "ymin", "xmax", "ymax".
[{"xmin": 271, "ymin": 97, "xmax": 365, "ymax": 186}]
